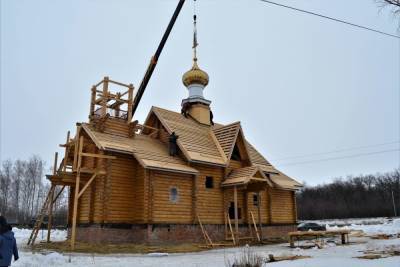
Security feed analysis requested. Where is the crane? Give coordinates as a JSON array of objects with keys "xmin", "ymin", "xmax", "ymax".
[{"xmin": 131, "ymin": 0, "xmax": 186, "ymax": 117}]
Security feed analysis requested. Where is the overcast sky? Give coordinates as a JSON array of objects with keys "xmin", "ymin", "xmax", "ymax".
[{"xmin": 1, "ymin": 0, "xmax": 399, "ymax": 185}]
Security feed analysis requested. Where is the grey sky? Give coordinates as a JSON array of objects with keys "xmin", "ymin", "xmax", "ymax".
[{"xmin": 1, "ymin": 0, "xmax": 399, "ymax": 185}]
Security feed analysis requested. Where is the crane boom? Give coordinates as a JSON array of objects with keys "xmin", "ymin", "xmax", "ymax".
[{"xmin": 131, "ymin": 0, "xmax": 186, "ymax": 117}]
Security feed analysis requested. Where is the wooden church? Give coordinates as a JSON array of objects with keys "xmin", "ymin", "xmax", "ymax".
[{"xmin": 28, "ymin": 1, "xmax": 301, "ymax": 248}]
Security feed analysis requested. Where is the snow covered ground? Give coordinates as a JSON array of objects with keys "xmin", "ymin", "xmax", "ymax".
[{"xmin": 8, "ymin": 218, "xmax": 400, "ymax": 267}]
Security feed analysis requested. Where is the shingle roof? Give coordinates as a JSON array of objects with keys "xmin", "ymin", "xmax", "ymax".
[
  {"xmin": 82, "ymin": 124, "xmax": 198, "ymax": 175},
  {"xmin": 149, "ymin": 106, "xmax": 227, "ymax": 166},
  {"xmin": 212, "ymin": 122, "xmax": 241, "ymax": 159},
  {"xmin": 222, "ymin": 166, "xmax": 272, "ymax": 187}
]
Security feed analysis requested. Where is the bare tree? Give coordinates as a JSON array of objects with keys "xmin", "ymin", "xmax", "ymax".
[
  {"xmin": 376, "ymin": 0, "xmax": 400, "ymax": 16},
  {"xmin": 0, "ymin": 160, "xmax": 13, "ymax": 215}
]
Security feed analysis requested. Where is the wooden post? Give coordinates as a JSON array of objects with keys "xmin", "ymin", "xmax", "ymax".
[
  {"xmin": 257, "ymin": 191, "xmax": 262, "ymax": 241},
  {"xmin": 101, "ymin": 76, "xmax": 109, "ymax": 117},
  {"xmin": 72, "ymin": 126, "xmax": 81, "ymax": 171},
  {"xmin": 341, "ymin": 233, "xmax": 346, "ymax": 244},
  {"xmin": 90, "ymin": 86, "xmax": 96, "ymax": 117},
  {"xmin": 289, "ymin": 235, "xmax": 295, "ymax": 248},
  {"xmin": 234, "ymin": 186, "xmax": 239, "ymax": 236},
  {"xmin": 127, "ymin": 84, "xmax": 134, "ymax": 123},
  {"xmin": 63, "ymin": 131, "xmax": 70, "ymax": 172},
  {"xmin": 115, "ymin": 93, "xmax": 121, "ymax": 117},
  {"xmin": 71, "ymin": 136, "xmax": 84, "ymax": 250},
  {"xmin": 47, "ymin": 152, "xmax": 58, "ymax": 242}
]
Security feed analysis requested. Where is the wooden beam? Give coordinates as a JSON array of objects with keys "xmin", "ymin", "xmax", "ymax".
[
  {"xmin": 71, "ymin": 136, "xmax": 83, "ymax": 250},
  {"xmin": 108, "ymin": 78, "xmax": 131, "ymax": 88},
  {"xmin": 101, "ymin": 76, "xmax": 109, "ymax": 117},
  {"xmin": 234, "ymin": 186, "xmax": 239, "ymax": 236},
  {"xmin": 80, "ymin": 152, "xmax": 116, "ymax": 159},
  {"xmin": 72, "ymin": 126, "xmax": 81, "ymax": 171},
  {"xmin": 77, "ymin": 173, "xmax": 97, "ymax": 199},
  {"xmin": 257, "ymin": 191, "xmax": 262, "ymax": 241},
  {"xmin": 52, "ymin": 185, "xmax": 65, "ymax": 204},
  {"xmin": 90, "ymin": 86, "xmax": 96, "ymax": 116},
  {"xmin": 127, "ymin": 84, "xmax": 134, "ymax": 122},
  {"xmin": 227, "ymin": 213, "xmax": 236, "ymax": 245},
  {"xmin": 250, "ymin": 211, "xmax": 261, "ymax": 242},
  {"xmin": 63, "ymin": 131, "xmax": 70, "ymax": 172}
]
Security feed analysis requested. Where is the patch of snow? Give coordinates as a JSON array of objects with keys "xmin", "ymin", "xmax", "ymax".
[
  {"xmin": 326, "ymin": 218, "xmax": 400, "ymax": 235},
  {"xmin": 12, "ymin": 227, "xmax": 67, "ymax": 244},
  {"xmin": 6, "ymin": 219, "xmax": 400, "ymax": 266}
]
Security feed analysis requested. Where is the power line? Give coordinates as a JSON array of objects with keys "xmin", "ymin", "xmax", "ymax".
[
  {"xmin": 275, "ymin": 148, "xmax": 400, "ymax": 167},
  {"xmin": 259, "ymin": 0, "xmax": 400, "ymax": 39},
  {"xmin": 272, "ymin": 141, "xmax": 400, "ymax": 161}
]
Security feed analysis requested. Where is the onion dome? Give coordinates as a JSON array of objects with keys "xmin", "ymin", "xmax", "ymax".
[{"xmin": 182, "ymin": 58, "xmax": 209, "ymax": 87}]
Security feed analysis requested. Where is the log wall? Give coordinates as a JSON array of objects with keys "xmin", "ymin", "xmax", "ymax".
[
  {"xmin": 270, "ymin": 189, "xmax": 295, "ymax": 224},
  {"xmin": 194, "ymin": 164, "xmax": 225, "ymax": 224},
  {"xmin": 151, "ymin": 171, "xmax": 193, "ymax": 223}
]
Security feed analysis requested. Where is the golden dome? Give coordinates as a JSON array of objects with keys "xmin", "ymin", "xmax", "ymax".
[{"xmin": 182, "ymin": 59, "xmax": 209, "ymax": 87}]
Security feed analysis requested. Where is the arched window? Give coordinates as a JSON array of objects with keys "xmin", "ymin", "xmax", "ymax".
[{"xmin": 170, "ymin": 187, "xmax": 179, "ymax": 203}]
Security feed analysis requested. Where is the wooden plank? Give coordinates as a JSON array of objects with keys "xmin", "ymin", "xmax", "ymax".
[
  {"xmin": 101, "ymin": 77, "xmax": 109, "ymax": 117},
  {"xmin": 250, "ymin": 211, "xmax": 261, "ymax": 242},
  {"xmin": 197, "ymin": 215, "xmax": 213, "ymax": 247},
  {"xmin": 63, "ymin": 131, "xmax": 70, "ymax": 172},
  {"xmin": 127, "ymin": 84, "xmax": 134, "ymax": 122},
  {"xmin": 78, "ymin": 173, "xmax": 97, "ymax": 199},
  {"xmin": 71, "ymin": 136, "xmax": 83, "ymax": 250},
  {"xmin": 227, "ymin": 213, "xmax": 236, "ymax": 245},
  {"xmin": 52, "ymin": 185, "xmax": 65, "ymax": 204}
]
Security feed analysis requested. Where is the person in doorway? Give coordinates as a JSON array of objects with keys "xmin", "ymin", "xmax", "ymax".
[
  {"xmin": 169, "ymin": 132, "xmax": 179, "ymax": 156},
  {"xmin": 0, "ymin": 216, "xmax": 19, "ymax": 267}
]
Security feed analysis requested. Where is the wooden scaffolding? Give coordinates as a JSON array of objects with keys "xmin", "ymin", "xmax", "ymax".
[{"xmin": 28, "ymin": 77, "xmax": 132, "ymax": 249}]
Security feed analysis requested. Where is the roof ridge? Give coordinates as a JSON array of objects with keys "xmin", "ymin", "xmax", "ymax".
[{"xmin": 213, "ymin": 121, "xmax": 241, "ymax": 130}]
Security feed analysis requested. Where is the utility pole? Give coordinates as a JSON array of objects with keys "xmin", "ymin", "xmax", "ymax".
[{"xmin": 392, "ymin": 190, "xmax": 397, "ymax": 217}]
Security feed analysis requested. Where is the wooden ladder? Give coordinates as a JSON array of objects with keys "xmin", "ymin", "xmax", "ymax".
[{"xmin": 27, "ymin": 184, "xmax": 56, "ymax": 245}]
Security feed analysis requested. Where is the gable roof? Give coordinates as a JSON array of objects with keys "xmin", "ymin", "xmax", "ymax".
[
  {"xmin": 221, "ymin": 166, "xmax": 273, "ymax": 187},
  {"xmin": 82, "ymin": 124, "xmax": 198, "ymax": 175},
  {"xmin": 212, "ymin": 122, "xmax": 241, "ymax": 158},
  {"xmin": 270, "ymin": 171, "xmax": 303, "ymax": 190},
  {"xmin": 146, "ymin": 106, "xmax": 227, "ymax": 166}
]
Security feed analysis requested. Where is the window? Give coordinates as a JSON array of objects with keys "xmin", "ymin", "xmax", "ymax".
[
  {"xmin": 205, "ymin": 176, "xmax": 214, "ymax": 188},
  {"xmin": 169, "ymin": 187, "xmax": 178, "ymax": 203},
  {"xmin": 253, "ymin": 194, "xmax": 259, "ymax": 206}
]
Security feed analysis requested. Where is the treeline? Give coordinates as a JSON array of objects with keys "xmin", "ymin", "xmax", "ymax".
[
  {"xmin": 296, "ymin": 169, "xmax": 400, "ymax": 220},
  {"xmin": 0, "ymin": 156, "xmax": 68, "ymax": 225}
]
